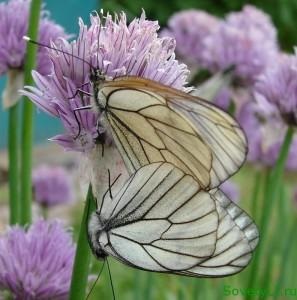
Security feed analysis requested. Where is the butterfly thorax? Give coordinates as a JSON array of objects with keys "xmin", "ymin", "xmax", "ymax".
[
  {"xmin": 90, "ymin": 68, "xmax": 107, "ymax": 113},
  {"xmin": 88, "ymin": 212, "xmax": 109, "ymax": 260}
]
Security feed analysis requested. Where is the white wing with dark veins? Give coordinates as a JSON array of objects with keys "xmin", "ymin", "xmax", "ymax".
[{"xmin": 96, "ymin": 162, "xmax": 258, "ymax": 276}]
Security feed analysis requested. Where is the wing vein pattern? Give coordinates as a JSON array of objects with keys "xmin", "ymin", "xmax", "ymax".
[
  {"xmin": 100, "ymin": 77, "xmax": 247, "ymax": 189},
  {"xmin": 93, "ymin": 162, "xmax": 259, "ymax": 277}
]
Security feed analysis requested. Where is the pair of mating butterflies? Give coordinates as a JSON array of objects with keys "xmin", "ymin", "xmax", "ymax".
[
  {"xmin": 86, "ymin": 74, "xmax": 259, "ymax": 277},
  {"xmin": 23, "ymin": 36, "xmax": 258, "ymax": 275}
]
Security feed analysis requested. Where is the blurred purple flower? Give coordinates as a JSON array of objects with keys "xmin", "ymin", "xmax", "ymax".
[
  {"xmin": 0, "ymin": 0, "xmax": 68, "ymax": 76},
  {"xmin": 22, "ymin": 11, "xmax": 189, "ymax": 152},
  {"xmin": 161, "ymin": 10, "xmax": 220, "ymax": 68},
  {"xmin": 0, "ymin": 220, "xmax": 75, "ymax": 299},
  {"xmin": 236, "ymin": 101, "xmax": 262, "ymax": 163},
  {"xmin": 237, "ymin": 100, "xmax": 297, "ymax": 169},
  {"xmin": 213, "ymin": 87, "xmax": 232, "ymax": 111},
  {"xmin": 262, "ymin": 136, "xmax": 297, "ymax": 171},
  {"xmin": 220, "ymin": 180, "xmax": 240, "ymax": 203},
  {"xmin": 33, "ymin": 165, "xmax": 74, "ymax": 207},
  {"xmin": 255, "ymin": 52, "xmax": 297, "ymax": 126},
  {"xmin": 201, "ymin": 5, "xmax": 278, "ymax": 84}
]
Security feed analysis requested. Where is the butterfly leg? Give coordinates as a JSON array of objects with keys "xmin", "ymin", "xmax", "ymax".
[
  {"xmin": 94, "ymin": 116, "xmax": 107, "ymax": 157},
  {"xmin": 101, "ymin": 141, "xmax": 105, "ymax": 157},
  {"xmin": 108, "ymin": 169, "xmax": 113, "ymax": 199},
  {"xmin": 86, "ymin": 259, "xmax": 106, "ymax": 300},
  {"xmin": 106, "ymin": 258, "xmax": 116, "ymax": 300},
  {"xmin": 107, "ymin": 169, "xmax": 122, "ymax": 199},
  {"xmin": 73, "ymin": 105, "xmax": 92, "ymax": 139},
  {"xmin": 67, "ymin": 82, "xmax": 92, "ymax": 99}
]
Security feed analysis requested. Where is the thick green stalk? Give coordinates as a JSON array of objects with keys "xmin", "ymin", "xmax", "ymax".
[
  {"xmin": 273, "ymin": 219, "xmax": 297, "ymax": 300},
  {"xmin": 247, "ymin": 126, "xmax": 294, "ymax": 294},
  {"xmin": 20, "ymin": 0, "xmax": 42, "ymax": 225},
  {"xmin": 8, "ymin": 103, "xmax": 20, "ymax": 224},
  {"xmin": 259, "ymin": 127, "xmax": 294, "ymax": 245},
  {"xmin": 133, "ymin": 271, "xmax": 141, "ymax": 300},
  {"xmin": 251, "ymin": 170, "xmax": 262, "ymax": 221},
  {"xmin": 144, "ymin": 273, "xmax": 153, "ymax": 300},
  {"xmin": 192, "ymin": 279, "xmax": 204, "ymax": 300},
  {"xmin": 69, "ymin": 184, "xmax": 96, "ymax": 300},
  {"xmin": 261, "ymin": 185, "xmax": 286, "ymax": 299}
]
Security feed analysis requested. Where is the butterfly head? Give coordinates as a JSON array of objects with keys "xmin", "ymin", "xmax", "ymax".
[
  {"xmin": 90, "ymin": 68, "xmax": 106, "ymax": 86},
  {"xmin": 89, "ymin": 68, "xmax": 109, "ymax": 112},
  {"xmin": 87, "ymin": 212, "xmax": 108, "ymax": 260}
]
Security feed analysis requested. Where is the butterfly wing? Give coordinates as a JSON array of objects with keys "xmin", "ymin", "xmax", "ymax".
[
  {"xmin": 98, "ymin": 162, "xmax": 259, "ymax": 276},
  {"xmin": 168, "ymin": 99, "xmax": 247, "ymax": 188},
  {"xmin": 100, "ymin": 76, "xmax": 247, "ymax": 189},
  {"xmin": 183, "ymin": 189, "xmax": 259, "ymax": 277}
]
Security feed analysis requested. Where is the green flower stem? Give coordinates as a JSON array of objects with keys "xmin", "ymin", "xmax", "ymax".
[
  {"xmin": 20, "ymin": 0, "xmax": 42, "ymax": 225},
  {"xmin": 192, "ymin": 279, "xmax": 204, "ymax": 300},
  {"xmin": 251, "ymin": 170, "xmax": 262, "ymax": 221},
  {"xmin": 247, "ymin": 126, "xmax": 294, "ymax": 294},
  {"xmin": 144, "ymin": 273, "xmax": 153, "ymax": 300},
  {"xmin": 259, "ymin": 126, "xmax": 294, "ymax": 245},
  {"xmin": 261, "ymin": 251, "xmax": 274, "ymax": 299},
  {"xmin": 133, "ymin": 271, "xmax": 141, "ymax": 300},
  {"xmin": 261, "ymin": 186, "xmax": 286, "ymax": 299},
  {"xmin": 69, "ymin": 184, "xmax": 96, "ymax": 300},
  {"xmin": 8, "ymin": 103, "xmax": 20, "ymax": 224},
  {"xmin": 273, "ymin": 219, "xmax": 297, "ymax": 300}
]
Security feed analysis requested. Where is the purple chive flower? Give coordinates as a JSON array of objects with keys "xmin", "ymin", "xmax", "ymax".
[
  {"xmin": 237, "ymin": 100, "xmax": 297, "ymax": 170},
  {"xmin": 262, "ymin": 136, "xmax": 297, "ymax": 170},
  {"xmin": 236, "ymin": 101, "xmax": 263, "ymax": 163},
  {"xmin": 161, "ymin": 10, "xmax": 220, "ymax": 68},
  {"xmin": 22, "ymin": 11, "xmax": 189, "ymax": 152},
  {"xmin": 213, "ymin": 87, "xmax": 232, "ymax": 111},
  {"xmin": 220, "ymin": 180, "xmax": 240, "ymax": 203},
  {"xmin": 201, "ymin": 5, "xmax": 279, "ymax": 84},
  {"xmin": 0, "ymin": 0, "xmax": 68, "ymax": 76},
  {"xmin": 255, "ymin": 52, "xmax": 297, "ymax": 126},
  {"xmin": 32, "ymin": 165, "xmax": 74, "ymax": 207},
  {"xmin": 0, "ymin": 220, "xmax": 75, "ymax": 299}
]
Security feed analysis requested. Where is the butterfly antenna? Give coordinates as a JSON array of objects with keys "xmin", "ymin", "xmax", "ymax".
[
  {"xmin": 101, "ymin": 141, "xmax": 105, "ymax": 157},
  {"xmin": 100, "ymin": 171, "xmax": 122, "ymax": 212},
  {"xmin": 106, "ymin": 258, "xmax": 116, "ymax": 300},
  {"xmin": 23, "ymin": 36, "xmax": 93, "ymax": 69},
  {"xmin": 73, "ymin": 105, "xmax": 93, "ymax": 139},
  {"xmin": 112, "ymin": 173, "xmax": 122, "ymax": 187},
  {"xmin": 85, "ymin": 260, "xmax": 106, "ymax": 300},
  {"xmin": 108, "ymin": 169, "xmax": 113, "ymax": 199},
  {"xmin": 107, "ymin": 170, "xmax": 122, "ymax": 200}
]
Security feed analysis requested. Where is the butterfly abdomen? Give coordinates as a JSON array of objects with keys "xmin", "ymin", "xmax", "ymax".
[{"xmin": 88, "ymin": 212, "xmax": 109, "ymax": 260}]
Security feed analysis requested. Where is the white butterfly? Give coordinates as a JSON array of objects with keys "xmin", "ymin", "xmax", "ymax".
[
  {"xmin": 91, "ymin": 74, "xmax": 247, "ymax": 190},
  {"xmin": 88, "ymin": 162, "xmax": 259, "ymax": 277}
]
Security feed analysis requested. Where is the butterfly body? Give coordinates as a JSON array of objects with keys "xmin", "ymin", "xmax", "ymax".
[
  {"xmin": 88, "ymin": 212, "xmax": 109, "ymax": 260},
  {"xmin": 90, "ymin": 68, "xmax": 108, "ymax": 112}
]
